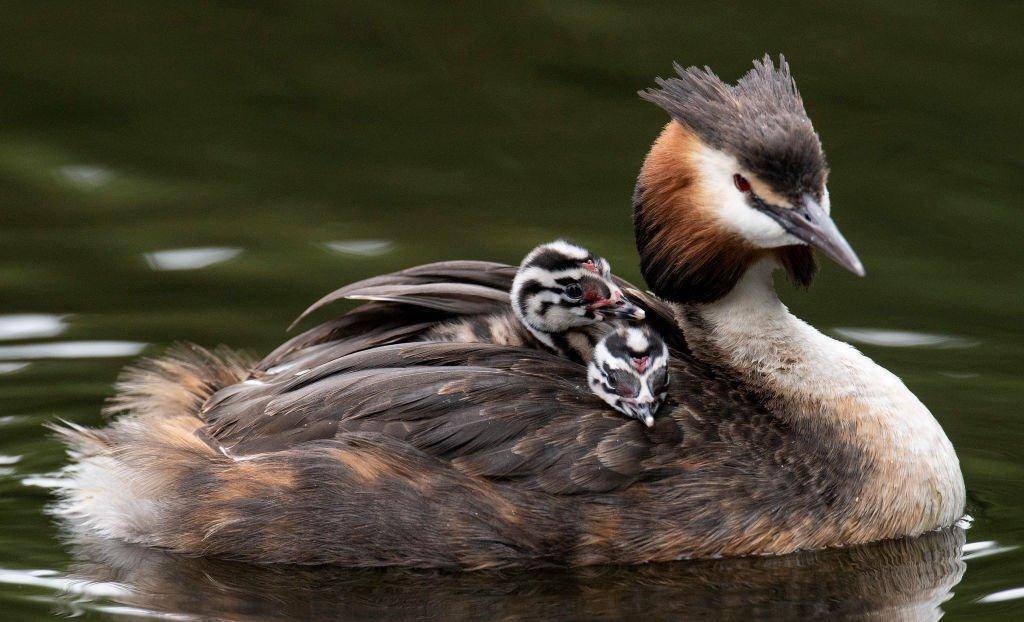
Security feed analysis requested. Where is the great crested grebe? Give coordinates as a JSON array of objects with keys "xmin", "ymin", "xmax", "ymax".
[
  {"xmin": 587, "ymin": 326, "xmax": 670, "ymax": 427},
  {"xmin": 423, "ymin": 239, "xmax": 645, "ymax": 362},
  {"xmin": 52, "ymin": 55, "xmax": 964, "ymax": 569}
]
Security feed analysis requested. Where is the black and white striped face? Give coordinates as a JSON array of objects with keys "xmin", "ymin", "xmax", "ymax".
[
  {"xmin": 587, "ymin": 326, "xmax": 669, "ymax": 427},
  {"xmin": 511, "ymin": 240, "xmax": 645, "ymax": 345}
]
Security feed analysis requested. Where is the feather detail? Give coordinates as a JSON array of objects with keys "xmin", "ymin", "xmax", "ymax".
[{"xmin": 289, "ymin": 261, "xmax": 515, "ymax": 329}]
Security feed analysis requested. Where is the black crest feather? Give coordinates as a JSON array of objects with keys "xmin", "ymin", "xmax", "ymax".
[{"xmin": 640, "ymin": 54, "xmax": 827, "ymax": 195}]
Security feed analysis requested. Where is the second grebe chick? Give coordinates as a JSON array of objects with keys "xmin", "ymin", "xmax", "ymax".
[
  {"xmin": 510, "ymin": 240, "xmax": 645, "ymax": 354},
  {"xmin": 587, "ymin": 325, "xmax": 669, "ymax": 427},
  {"xmin": 426, "ymin": 240, "xmax": 645, "ymax": 361}
]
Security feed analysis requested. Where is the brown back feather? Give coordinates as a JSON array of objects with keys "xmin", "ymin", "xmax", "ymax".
[{"xmin": 103, "ymin": 343, "xmax": 253, "ymax": 420}]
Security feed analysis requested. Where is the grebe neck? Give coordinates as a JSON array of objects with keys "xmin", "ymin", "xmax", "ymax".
[{"xmin": 677, "ymin": 258, "xmax": 965, "ymax": 537}]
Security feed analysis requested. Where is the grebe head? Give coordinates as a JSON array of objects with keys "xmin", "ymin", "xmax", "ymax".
[
  {"xmin": 511, "ymin": 240, "xmax": 645, "ymax": 341},
  {"xmin": 587, "ymin": 325, "xmax": 670, "ymax": 427},
  {"xmin": 635, "ymin": 54, "xmax": 864, "ymax": 304}
]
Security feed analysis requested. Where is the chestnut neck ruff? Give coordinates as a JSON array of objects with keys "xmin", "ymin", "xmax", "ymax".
[{"xmin": 633, "ymin": 122, "xmax": 816, "ymax": 306}]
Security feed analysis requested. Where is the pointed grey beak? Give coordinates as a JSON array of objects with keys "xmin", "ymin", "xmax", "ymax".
[
  {"xmin": 601, "ymin": 298, "xmax": 646, "ymax": 321},
  {"xmin": 628, "ymin": 402, "xmax": 656, "ymax": 427},
  {"xmin": 758, "ymin": 194, "xmax": 866, "ymax": 277}
]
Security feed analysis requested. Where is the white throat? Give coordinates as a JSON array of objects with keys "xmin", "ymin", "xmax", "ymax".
[{"xmin": 681, "ymin": 259, "xmax": 965, "ymax": 536}]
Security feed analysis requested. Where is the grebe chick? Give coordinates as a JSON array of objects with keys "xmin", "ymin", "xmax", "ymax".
[
  {"xmin": 426, "ymin": 239, "xmax": 645, "ymax": 362},
  {"xmin": 587, "ymin": 325, "xmax": 669, "ymax": 427}
]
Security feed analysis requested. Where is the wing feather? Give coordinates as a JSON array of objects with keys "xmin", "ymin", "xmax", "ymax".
[
  {"xmin": 199, "ymin": 341, "xmax": 677, "ymax": 494},
  {"xmin": 199, "ymin": 260, "xmax": 697, "ymax": 494},
  {"xmin": 289, "ymin": 261, "xmax": 516, "ymax": 329}
]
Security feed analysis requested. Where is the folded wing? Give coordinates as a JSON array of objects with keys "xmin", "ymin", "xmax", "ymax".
[{"xmin": 198, "ymin": 260, "xmax": 694, "ymax": 494}]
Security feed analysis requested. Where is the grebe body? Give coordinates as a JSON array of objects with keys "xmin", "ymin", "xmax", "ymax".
[{"xmin": 52, "ymin": 56, "xmax": 964, "ymax": 568}]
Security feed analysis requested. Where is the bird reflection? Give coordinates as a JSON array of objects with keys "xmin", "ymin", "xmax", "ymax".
[{"xmin": 61, "ymin": 526, "xmax": 966, "ymax": 621}]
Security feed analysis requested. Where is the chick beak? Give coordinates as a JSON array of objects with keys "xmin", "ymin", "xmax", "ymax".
[
  {"xmin": 595, "ymin": 294, "xmax": 646, "ymax": 321},
  {"xmin": 759, "ymin": 193, "xmax": 866, "ymax": 277},
  {"xmin": 630, "ymin": 402, "xmax": 656, "ymax": 428}
]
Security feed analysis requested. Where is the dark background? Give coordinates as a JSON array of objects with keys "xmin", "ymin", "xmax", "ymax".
[{"xmin": 0, "ymin": 2, "xmax": 1021, "ymax": 619}]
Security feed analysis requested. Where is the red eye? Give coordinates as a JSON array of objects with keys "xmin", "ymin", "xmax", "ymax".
[{"xmin": 733, "ymin": 174, "xmax": 751, "ymax": 193}]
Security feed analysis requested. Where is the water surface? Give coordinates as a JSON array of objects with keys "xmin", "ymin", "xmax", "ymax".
[{"xmin": 1, "ymin": 2, "xmax": 1022, "ymax": 620}]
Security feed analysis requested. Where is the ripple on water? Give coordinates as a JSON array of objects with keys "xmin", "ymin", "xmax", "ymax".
[
  {"xmin": 323, "ymin": 239, "xmax": 395, "ymax": 257},
  {"xmin": 0, "ymin": 567, "xmax": 130, "ymax": 598},
  {"xmin": 87, "ymin": 605, "xmax": 199, "ymax": 620},
  {"xmin": 0, "ymin": 566, "xmax": 200, "ymax": 620},
  {"xmin": 0, "ymin": 341, "xmax": 146, "ymax": 360},
  {"xmin": 0, "ymin": 315, "xmax": 68, "ymax": 341},
  {"xmin": 939, "ymin": 372, "xmax": 980, "ymax": 380},
  {"xmin": 832, "ymin": 327, "xmax": 978, "ymax": 349},
  {"xmin": 56, "ymin": 164, "xmax": 113, "ymax": 189},
  {"xmin": 143, "ymin": 247, "xmax": 242, "ymax": 271},
  {"xmin": 980, "ymin": 587, "xmax": 1024, "ymax": 604},
  {"xmin": 961, "ymin": 540, "xmax": 1019, "ymax": 561}
]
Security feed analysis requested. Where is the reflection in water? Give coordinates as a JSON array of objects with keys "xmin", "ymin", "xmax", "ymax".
[
  {"xmin": 61, "ymin": 528, "xmax": 965, "ymax": 621},
  {"xmin": 981, "ymin": 587, "xmax": 1024, "ymax": 604},
  {"xmin": 143, "ymin": 247, "xmax": 243, "ymax": 271},
  {"xmin": 0, "ymin": 341, "xmax": 147, "ymax": 360},
  {"xmin": 324, "ymin": 239, "xmax": 396, "ymax": 257},
  {"xmin": 0, "ymin": 455, "xmax": 20, "ymax": 478},
  {"xmin": 832, "ymin": 328, "xmax": 977, "ymax": 349},
  {"xmin": 55, "ymin": 164, "xmax": 114, "ymax": 189},
  {"xmin": 0, "ymin": 314, "xmax": 68, "ymax": 341},
  {"xmin": 0, "ymin": 362, "xmax": 30, "ymax": 375},
  {"xmin": 0, "ymin": 568, "xmax": 129, "ymax": 599},
  {"xmin": 960, "ymin": 540, "xmax": 1019, "ymax": 561}
]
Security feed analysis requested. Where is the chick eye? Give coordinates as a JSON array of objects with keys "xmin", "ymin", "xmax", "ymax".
[
  {"xmin": 608, "ymin": 370, "xmax": 640, "ymax": 398},
  {"xmin": 564, "ymin": 283, "xmax": 584, "ymax": 300},
  {"xmin": 733, "ymin": 174, "xmax": 751, "ymax": 193}
]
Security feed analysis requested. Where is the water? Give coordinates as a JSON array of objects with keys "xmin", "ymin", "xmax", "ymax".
[{"xmin": 1, "ymin": 2, "xmax": 1021, "ymax": 620}]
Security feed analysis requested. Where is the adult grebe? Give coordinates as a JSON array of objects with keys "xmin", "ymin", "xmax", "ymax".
[{"xmin": 52, "ymin": 56, "xmax": 964, "ymax": 568}]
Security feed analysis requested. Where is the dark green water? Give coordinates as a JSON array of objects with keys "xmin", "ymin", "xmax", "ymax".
[{"xmin": 1, "ymin": 2, "xmax": 1021, "ymax": 620}]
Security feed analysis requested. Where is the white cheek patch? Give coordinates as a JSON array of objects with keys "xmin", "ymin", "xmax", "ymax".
[
  {"xmin": 591, "ymin": 341, "xmax": 616, "ymax": 369},
  {"xmin": 587, "ymin": 365, "xmax": 617, "ymax": 405},
  {"xmin": 587, "ymin": 361, "xmax": 627, "ymax": 416},
  {"xmin": 692, "ymin": 144, "xmax": 802, "ymax": 249},
  {"xmin": 527, "ymin": 292, "xmax": 573, "ymax": 333},
  {"xmin": 526, "ymin": 291, "xmax": 560, "ymax": 313}
]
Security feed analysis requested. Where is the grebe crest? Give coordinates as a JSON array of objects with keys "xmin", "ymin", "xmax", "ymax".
[{"xmin": 635, "ymin": 54, "xmax": 864, "ymax": 305}]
